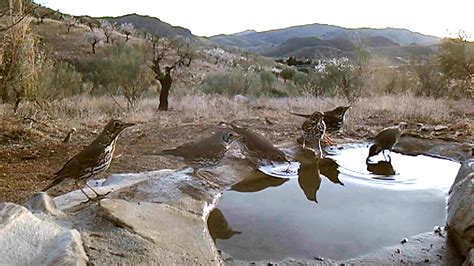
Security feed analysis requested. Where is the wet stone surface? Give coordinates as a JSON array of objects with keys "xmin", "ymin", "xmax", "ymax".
[{"xmin": 209, "ymin": 145, "xmax": 461, "ymax": 261}]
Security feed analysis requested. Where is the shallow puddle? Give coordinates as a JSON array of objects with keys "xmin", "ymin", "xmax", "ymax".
[{"xmin": 208, "ymin": 145, "xmax": 461, "ymax": 261}]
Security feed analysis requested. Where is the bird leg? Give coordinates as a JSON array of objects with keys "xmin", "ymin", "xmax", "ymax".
[
  {"xmin": 75, "ymin": 180, "xmax": 94, "ymax": 201},
  {"xmin": 85, "ymin": 182, "xmax": 111, "ymax": 198},
  {"xmin": 315, "ymin": 140, "xmax": 323, "ymax": 158}
]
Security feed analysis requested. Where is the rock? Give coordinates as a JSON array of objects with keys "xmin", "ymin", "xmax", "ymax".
[
  {"xmin": 0, "ymin": 203, "xmax": 88, "ymax": 265},
  {"xmin": 434, "ymin": 125, "xmax": 448, "ymax": 131},
  {"xmin": 25, "ymin": 192, "xmax": 64, "ymax": 216},
  {"xmin": 447, "ymin": 160, "xmax": 474, "ymax": 257},
  {"xmin": 98, "ymin": 199, "xmax": 218, "ymax": 264}
]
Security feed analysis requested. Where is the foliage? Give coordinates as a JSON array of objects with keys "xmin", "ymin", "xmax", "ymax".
[
  {"xmin": 437, "ymin": 35, "xmax": 474, "ymax": 98},
  {"xmin": 63, "ymin": 16, "xmax": 76, "ymax": 33},
  {"xmin": 86, "ymin": 43, "xmax": 154, "ymax": 110},
  {"xmin": 99, "ymin": 19, "xmax": 114, "ymax": 43},
  {"xmin": 84, "ymin": 29, "xmax": 104, "ymax": 53},
  {"xmin": 280, "ymin": 68, "xmax": 294, "ymax": 82},
  {"xmin": 120, "ymin": 22, "xmax": 134, "ymax": 42},
  {"xmin": 199, "ymin": 69, "xmax": 290, "ymax": 97}
]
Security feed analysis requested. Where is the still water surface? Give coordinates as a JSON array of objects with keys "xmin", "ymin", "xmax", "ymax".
[{"xmin": 208, "ymin": 146, "xmax": 460, "ymax": 261}]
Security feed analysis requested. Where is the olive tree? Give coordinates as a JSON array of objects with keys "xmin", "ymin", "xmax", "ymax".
[{"xmin": 120, "ymin": 22, "xmax": 134, "ymax": 42}]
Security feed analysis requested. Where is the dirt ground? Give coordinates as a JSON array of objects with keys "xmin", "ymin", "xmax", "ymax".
[{"xmin": 0, "ymin": 107, "xmax": 472, "ymax": 204}]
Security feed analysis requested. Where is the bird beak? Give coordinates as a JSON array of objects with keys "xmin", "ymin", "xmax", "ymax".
[{"xmin": 124, "ymin": 122, "xmax": 136, "ymax": 128}]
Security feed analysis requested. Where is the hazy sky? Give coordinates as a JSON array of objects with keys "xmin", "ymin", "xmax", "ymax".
[{"xmin": 36, "ymin": 0, "xmax": 473, "ymax": 38}]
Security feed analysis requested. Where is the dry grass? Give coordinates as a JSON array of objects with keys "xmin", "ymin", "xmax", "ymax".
[{"xmin": 1, "ymin": 94, "xmax": 470, "ymax": 132}]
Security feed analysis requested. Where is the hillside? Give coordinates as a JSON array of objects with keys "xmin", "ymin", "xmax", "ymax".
[
  {"xmin": 104, "ymin": 13, "xmax": 194, "ymax": 39},
  {"xmin": 209, "ymin": 23, "xmax": 440, "ymax": 58}
]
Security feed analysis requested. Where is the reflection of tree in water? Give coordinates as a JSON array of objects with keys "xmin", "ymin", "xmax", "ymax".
[
  {"xmin": 230, "ymin": 170, "xmax": 289, "ymax": 193},
  {"xmin": 367, "ymin": 161, "xmax": 396, "ymax": 177},
  {"xmin": 207, "ymin": 208, "xmax": 241, "ymax": 242}
]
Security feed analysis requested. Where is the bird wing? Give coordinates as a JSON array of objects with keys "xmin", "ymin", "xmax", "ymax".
[
  {"xmin": 160, "ymin": 134, "xmax": 226, "ymax": 161},
  {"xmin": 375, "ymin": 127, "xmax": 400, "ymax": 148},
  {"xmin": 232, "ymin": 125, "xmax": 287, "ymax": 162}
]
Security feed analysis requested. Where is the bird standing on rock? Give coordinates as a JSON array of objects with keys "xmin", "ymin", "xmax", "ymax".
[
  {"xmin": 159, "ymin": 129, "xmax": 241, "ymax": 169},
  {"xmin": 291, "ymin": 106, "xmax": 351, "ymax": 132},
  {"xmin": 43, "ymin": 119, "xmax": 135, "ymax": 201},
  {"xmin": 301, "ymin": 111, "xmax": 326, "ymax": 157},
  {"xmin": 367, "ymin": 122, "xmax": 407, "ymax": 162}
]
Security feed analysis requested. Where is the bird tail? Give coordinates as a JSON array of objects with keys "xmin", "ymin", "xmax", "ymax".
[
  {"xmin": 158, "ymin": 149, "xmax": 181, "ymax": 157},
  {"xmin": 42, "ymin": 174, "xmax": 65, "ymax": 192},
  {"xmin": 289, "ymin": 112, "xmax": 311, "ymax": 118}
]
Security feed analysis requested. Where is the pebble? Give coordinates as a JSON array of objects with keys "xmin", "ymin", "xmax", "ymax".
[{"xmin": 401, "ymin": 238, "xmax": 408, "ymax": 244}]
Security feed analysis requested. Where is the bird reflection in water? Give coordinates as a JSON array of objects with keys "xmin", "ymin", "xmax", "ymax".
[
  {"xmin": 294, "ymin": 149, "xmax": 344, "ymax": 203},
  {"xmin": 366, "ymin": 160, "xmax": 396, "ymax": 177},
  {"xmin": 230, "ymin": 170, "xmax": 289, "ymax": 193},
  {"xmin": 207, "ymin": 208, "xmax": 241, "ymax": 242}
]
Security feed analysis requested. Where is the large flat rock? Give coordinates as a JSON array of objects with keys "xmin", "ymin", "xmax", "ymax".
[
  {"xmin": 99, "ymin": 199, "xmax": 218, "ymax": 264},
  {"xmin": 0, "ymin": 203, "xmax": 88, "ymax": 265}
]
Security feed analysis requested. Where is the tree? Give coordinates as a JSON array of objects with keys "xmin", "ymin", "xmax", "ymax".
[
  {"xmin": 63, "ymin": 16, "xmax": 76, "ymax": 33},
  {"xmin": 149, "ymin": 37, "xmax": 194, "ymax": 111},
  {"xmin": 280, "ymin": 68, "xmax": 294, "ymax": 82},
  {"xmin": 91, "ymin": 44, "xmax": 153, "ymax": 110},
  {"xmin": 99, "ymin": 19, "xmax": 114, "ymax": 43},
  {"xmin": 120, "ymin": 22, "xmax": 134, "ymax": 42},
  {"xmin": 438, "ymin": 34, "xmax": 473, "ymax": 97},
  {"xmin": 84, "ymin": 30, "xmax": 103, "ymax": 54}
]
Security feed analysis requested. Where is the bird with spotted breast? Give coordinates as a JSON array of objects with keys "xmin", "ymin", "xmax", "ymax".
[
  {"xmin": 301, "ymin": 111, "xmax": 326, "ymax": 157},
  {"xmin": 291, "ymin": 105, "xmax": 351, "ymax": 132},
  {"xmin": 229, "ymin": 123, "xmax": 292, "ymax": 170},
  {"xmin": 43, "ymin": 119, "xmax": 135, "ymax": 201},
  {"xmin": 367, "ymin": 122, "xmax": 407, "ymax": 162},
  {"xmin": 159, "ymin": 129, "xmax": 241, "ymax": 169}
]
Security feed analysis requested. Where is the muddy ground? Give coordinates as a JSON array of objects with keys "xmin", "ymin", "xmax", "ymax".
[{"xmin": 0, "ymin": 109, "xmax": 472, "ymax": 203}]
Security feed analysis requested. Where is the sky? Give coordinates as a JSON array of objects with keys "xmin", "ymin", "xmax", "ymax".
[{"xmin": 35, "ymin": 0, "xmax": 474, "ymax": 38}]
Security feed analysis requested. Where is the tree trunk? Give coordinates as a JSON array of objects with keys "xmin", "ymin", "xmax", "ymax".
[
  {"xmin": 158, "ymin": 72, "xmax": 172, "ymax": 111},
  {"xmin": 92, "ymin": 43, "xmax": 96, "ymax": 54}
]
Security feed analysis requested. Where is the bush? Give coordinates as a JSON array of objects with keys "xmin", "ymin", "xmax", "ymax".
[{"xmin": 199, "ymin": 69, "xmax": 290, "ymax": 97}]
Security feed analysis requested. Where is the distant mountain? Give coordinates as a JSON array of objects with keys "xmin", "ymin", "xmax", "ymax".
[
  {"xmin": 105, "ymin": 13, "xmax": 194, "ymax": 39},
  {"xmin": 208, "ymin": 23, "xmax": 441, "ymax": 58}
]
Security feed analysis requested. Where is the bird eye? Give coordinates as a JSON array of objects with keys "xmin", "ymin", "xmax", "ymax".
[{"xmin": 114, "ymin": 121, "xmax": 120, "ymax": 127}]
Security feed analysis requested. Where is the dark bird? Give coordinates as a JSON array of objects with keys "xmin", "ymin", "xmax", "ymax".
[
  {"xmin": 367, "ymin": 122, "xmax": 407, "ymax": 162},
  {"xmin": 291, "ymin": 106, "xmax": 351, "ymax": 132},
  {"xmin": 301, "ymin": 111, "xmax": 326, "ymax": 157},
  {"xmin": 43, "ymin": 119, "xmax": 135, "ymax": 200},
  {"xmin": 159, "ymin": 129, "xmax": 241, "ymax": 169},
  {"xmin": 230, "ymin": 124, "xmax": 290, "ymax": 168},
  {"xmin": 62, "ymin": 128, "xmax": 77, "ymax": 143}
]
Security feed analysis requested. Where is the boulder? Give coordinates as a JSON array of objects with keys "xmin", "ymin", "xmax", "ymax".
[
  {"xmin": 447, "ymin": 160, "xmax": 474, "ymax": 257},
  {"xmin": 0, "ymin": 203, "xmax": 88, "ymax": 265}
]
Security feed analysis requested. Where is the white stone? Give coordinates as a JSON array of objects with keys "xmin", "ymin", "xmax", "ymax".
[{"xmin": 0, "ymin": 203, "xmax": 88, "ymax": 265}]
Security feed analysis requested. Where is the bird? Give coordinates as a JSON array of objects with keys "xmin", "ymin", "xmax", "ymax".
[
  {"xmin": 43, "ymin": 119, "xmax": 135, "ymax": 200},
  {"xmin": 62, "ymin": 128, "xmax": 77, "ymax": 143},
  {"xmin": 367, "ymin": 122, "xmax": 407, "ymax": 162},
  {"xmin": 291, "ymin": 106, "xmax": 351, "ymax": 132},
  {"xmin": 158, "ymin": 129, "xmax": 241, "ymax": 169},
  {"xmin": 301, "ymin": 111, "xmax": 326, "ymax": 157},
  {"xmin": 229, "ymin": 124, "xmax": 291, "ymax": 169}
]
